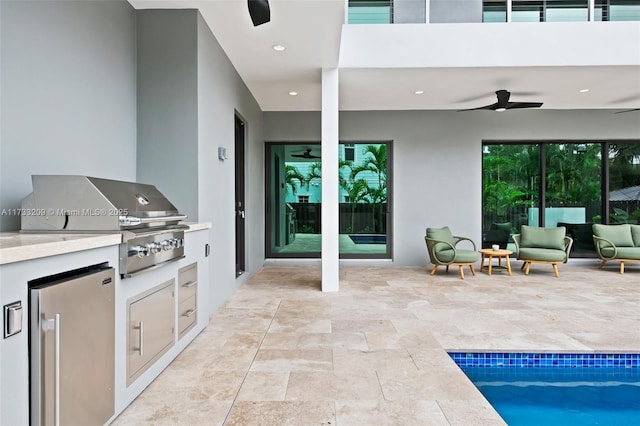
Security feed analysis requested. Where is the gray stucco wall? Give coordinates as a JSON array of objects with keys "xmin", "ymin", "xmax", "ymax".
[
  {"xmin": 136, "ymin": 9, "xmax": 265, "ymax": 312},
  {"xmin": 264, "ymin": 110, "xmax": 640, "ymax": 266},
  {"xmin": 136, "ymin": 10, "xmax": 200, "ymax": 223},
  {"xmin": 0, "ymin": 0, "xmax": 137, "ymax": 231},
  {"xmin": 430, "ymin": 0, "xmax": 482, "ymax": 23}
]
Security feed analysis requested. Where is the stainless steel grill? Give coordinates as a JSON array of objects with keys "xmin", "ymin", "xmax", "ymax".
[{"xmin": 21, "ymin": 175, "xmax": 188, "ymax": 278}]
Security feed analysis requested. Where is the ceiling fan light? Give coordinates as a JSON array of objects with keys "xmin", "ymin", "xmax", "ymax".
[{"xmin": 495, "ymin": 107, "xmax": 507, "ymax": 112}]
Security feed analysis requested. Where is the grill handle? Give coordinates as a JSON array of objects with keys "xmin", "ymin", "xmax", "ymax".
[{"xmin": 119, "ymin": 215, "xmax": 187, "ymax": 227}]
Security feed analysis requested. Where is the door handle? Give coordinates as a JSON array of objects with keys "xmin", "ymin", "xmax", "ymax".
[
  {"xmin": 134, "ymin": 321, "xmax": 144, "ymax": 356},
  {"xmin": 239, "ymin": 210, "xmax": 245, "ymax": 219},
  {"xmin": 43, "ymin": 314, "xmax": 61, "ymax": 426}
]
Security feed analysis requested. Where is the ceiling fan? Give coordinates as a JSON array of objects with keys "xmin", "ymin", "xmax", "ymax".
[
  {"xmin": 615, "ymin": 108, "xmax": 640, "ymax": 114},
  {"xmin": 459, "ymin": 90, "xmax": 543, "ymax": 112},
  {"xmin": 291, "ymin": 148, "xmax": 320, "ymax": 159}
]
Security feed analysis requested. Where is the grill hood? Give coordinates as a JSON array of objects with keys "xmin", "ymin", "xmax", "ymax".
[{"xmin": 21, "ymin": 175, "xmax": 186, "ymax": 232}]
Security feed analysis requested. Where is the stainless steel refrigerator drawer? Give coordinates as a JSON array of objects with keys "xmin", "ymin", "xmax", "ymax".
[
  {"xmin": 29, "ymin": 264, "xmax": 115, "ymax": 426},
  {"xmin": 127, "ymin": 280, "xmax": 175, "ymax": 385}
]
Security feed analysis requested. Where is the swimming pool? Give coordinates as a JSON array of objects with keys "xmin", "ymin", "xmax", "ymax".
[{"xmin": 449, "ymin": 352, "xmax": 640, "ymax": 426}]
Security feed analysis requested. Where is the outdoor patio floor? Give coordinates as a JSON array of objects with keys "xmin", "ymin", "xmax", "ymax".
[{"xmin": 113, "ymin": 261, "xmax": 640, "ymax": 425}]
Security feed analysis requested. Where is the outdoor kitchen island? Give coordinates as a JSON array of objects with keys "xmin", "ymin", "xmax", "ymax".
[{"xmin": 0, "ymin": 223, "xmax": 211, "ymax": 425}]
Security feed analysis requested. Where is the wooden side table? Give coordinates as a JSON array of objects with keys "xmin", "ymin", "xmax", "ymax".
[{"xmin": 479, "ymin": 248, "xmax": 513, "ymax": 276}]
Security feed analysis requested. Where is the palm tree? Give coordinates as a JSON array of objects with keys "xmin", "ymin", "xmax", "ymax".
[
  {"xmin": 350, "ymin": 144, "xmax": 387, "ymax": 233},
  {"xmin": 285, "ymin": 164, "xmax": 306, "ymax": 195}
]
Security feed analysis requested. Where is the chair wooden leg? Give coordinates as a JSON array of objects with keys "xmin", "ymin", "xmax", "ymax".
[
  {"xmin": 598, "ymin": 260, "xmax": 606, "ymax": 270},
  {"xmin": 445, "ymin": 265, "xmax": 450, "ymax": 273},
  {"xmin": 620, "ymin": 262, "xmax": 625, "ymax": 274},
  {"xmin": 430, "ymin": 265, "xmax": 438, "ymax": 276},
  {"xmin": 521, "ymin": 262, "xmax": 526, "ymax": 270},
  {"xmin": 524, "ymin": 262, "xmax": 531, "ymax": 275},
  {"xmin": 469, "ymin": 264, "xmax": 476, "ymax": 276},
  {"xmin": 458, "ymin": 265, "xmax": 464, "ymax": 279},
  {"xmin": 552, "ymin": 263, "xmax": 559, "ymax": 277}
]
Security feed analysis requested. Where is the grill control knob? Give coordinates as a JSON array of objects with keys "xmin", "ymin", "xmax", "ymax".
[
  {"xmin": 161, "ymin": 240, "xmax": 174, "ymax": 251},
  {"xmin": 148, "ymin": 242, "xmax": 161, "ymax": 255},
  {"xmin": 133, "ymin": 245, "xmax": 148, "ymax": 258}
]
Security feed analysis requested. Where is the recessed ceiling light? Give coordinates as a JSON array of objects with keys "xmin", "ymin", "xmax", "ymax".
[
  {"xmin": 272, "ymin": 44, "xmax": 286, "ymax": 52},
  {"xmin": 415, "ymin": 90, "xmax": 424, "ymax": 95},
  {"xmin": 289, "ymin": 91, "xmax": 298, "ymax": 96},
  {"xmin": 579, "ymin": 89, "xmax": 590, "ymax": 93}
]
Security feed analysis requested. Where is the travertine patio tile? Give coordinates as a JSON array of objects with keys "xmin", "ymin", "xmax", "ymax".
[
  {"xmin": 335, "ymin": 400, "xmax": 449, "ymax": 425},
  {"xmin": 250, "ymin": 349, "xmax": 333, "ymax": 372},
  {"xmin": 285, "ymin": 371, "xmax": 383, "ymax": 400},
  {"xmin": 261, "ymin": 331, "xmax": 368, "ymax": 351},
  {"xmin": 332, "ymin": 348, "xmax": 418, "ymax": 374},
  {"xmin": 235, "ymin": 371, "xmax": 289, "ymax": 401},
  {"xmin": 225, "ymin": 401, "xmax": 335, "ymax": 426}
]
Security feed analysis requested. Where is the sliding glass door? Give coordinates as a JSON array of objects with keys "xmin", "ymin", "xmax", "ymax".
[
  {"xmin": 265, "ymin": 141, "xmax": 392, "ymax": 259},
  {"xmin": 482, "ymin": 140, "xmax": 639, "ymax": 257}
]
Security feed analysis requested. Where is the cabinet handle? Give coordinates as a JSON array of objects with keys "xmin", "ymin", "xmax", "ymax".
[
  {"xmin": 134, "ymin": 321, "xmax": 144, "ymax": 356},
  {"xmin": 182, "ymin": 280, "xmax": 197, "ymax": 288},
  {"xmin": 54, "ymin": 313, "xmax": 61, "ymax": 426},
  {"xmin": 183, "ymin": 308, "xmax": 197, "ymax": 318}
]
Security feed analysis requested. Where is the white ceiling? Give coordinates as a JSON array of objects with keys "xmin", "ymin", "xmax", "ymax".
[{"xmin": 129, "ymin": 0, "xmax": 640, "ymax": 112}]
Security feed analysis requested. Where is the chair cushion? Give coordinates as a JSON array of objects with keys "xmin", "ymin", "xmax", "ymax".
[
  {"xmin": 592, "ymin": 224, "xmax": 634, "ymax": 247},
  {"xmin": 518, "ymin": 247, "xmax": 567, "ymax": 262},
  {"xmin": 436, "ymin": 248, "xmax": 480, "ymax": 263},
  {"xmin": 599, "ymin": 246, "xmax": 640, "ymax": 259},
  {"xmin": 519, "ymin": 225, "xmax": 566, "ymax": 251},
  {"xmin": 426, "ymin": 226, "xmax": 455, "ymax": 252},
  {"xmin": 631, "ymin": 224, "xmax": 640, "ymax": 247}
]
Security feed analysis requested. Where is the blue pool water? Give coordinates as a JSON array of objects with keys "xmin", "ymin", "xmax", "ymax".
[{"xmin": 450, "ymin": 352, "xmax": 640, "ymax": 426}]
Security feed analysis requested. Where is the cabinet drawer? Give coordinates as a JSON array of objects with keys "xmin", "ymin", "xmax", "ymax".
[
  {"xmin": 178, "ymin": 295, "xmax": 197, "ymax": 337},
  {"xmin": 178, "ymin": 263, "xmax": 197, "ymax": 303}
]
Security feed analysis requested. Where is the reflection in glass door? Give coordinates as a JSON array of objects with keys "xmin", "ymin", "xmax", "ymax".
[
  {"xmin": 266, "ymin": 143, "xmax": 322, "ymax": 257},
  {"xmin": 338, "ymin": 142, "xmax": 391, "ymax": 258}
]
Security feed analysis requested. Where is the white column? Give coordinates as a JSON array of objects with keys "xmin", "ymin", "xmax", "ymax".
[{"xmin": 321, "ymin": 68, "xmax": 339, "ymax": 292}]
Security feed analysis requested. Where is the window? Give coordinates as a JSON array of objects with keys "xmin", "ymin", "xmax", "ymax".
[
  {"xmin": 348, "ymin": 0, "xmax": 393, "ymax": 24},
  {"xmin": 339, "ymin": 142, "xmax": 392, "ymax": 258},
  {"xmin": 344, "ymin": 144, "xmax": 355, "ymax": 161},
  {"xmin": 512, "ymin": 0, "xmax": 544, "ymax": 21},
  {"xmin": 596, "ymin": 0, "xmax": 640, "ymax": 21},
  {"xmin": 483, "ymin": 0, "xmax": 508, "ymax": 22},
  {"xmin": 483, "ymin": 141, "xmax": 640, "ymax": 258},
  {"xmin": 265, "ymin": 141, "xmax": 393, "ymax": 259}
]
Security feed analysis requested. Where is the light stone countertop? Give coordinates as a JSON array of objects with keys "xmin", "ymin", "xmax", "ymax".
[{"xmin": 0, "ymin": 222, "xmax": 211, "ymax": 265}]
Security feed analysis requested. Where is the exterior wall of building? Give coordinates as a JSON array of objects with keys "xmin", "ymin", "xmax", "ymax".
[
  {"xmin": 0, "ymin": 0, "xmax": 138, "ymax": 231},
  {"xmin": 265, "ymin": 110, "xmax": 640, "ymax": 266}
]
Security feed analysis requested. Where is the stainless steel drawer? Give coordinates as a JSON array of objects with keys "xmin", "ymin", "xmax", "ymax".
[
  {"xmin": 178, "ymin": 263, "xmax": 197, "ymax": 303},
  {"xmin": 178, "ymin": 295, "xmax": 197, "ymax": 337}
]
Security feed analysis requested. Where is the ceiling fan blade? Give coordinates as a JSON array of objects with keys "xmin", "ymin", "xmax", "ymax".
[
  {"xmin": 248, "ymin": 0, "xmax": 270, "ymax": 26},
  {"xmin": 457, "ymin": 103, "xmax": 498, "ymax": 112},
  {"xmin": 507, "ymin": 102, "xmax": 543, "ymax": 110},
  {"xmin": 615, "ymin": 108, "xmax": 640, "ymax": 114}
]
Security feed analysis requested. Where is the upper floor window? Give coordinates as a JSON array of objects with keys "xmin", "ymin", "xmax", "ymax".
[
  {"xmin": 595, "ymin": 0, "xmax": 640, "ymax": 21},
  {"xmin": 348, "ymin": 0, "xmax": 392, "ymax": 24},
  {"xmin": 484, "ymin": 0, "xmax": 508, "ymax": 22},
  {"xmin": 484, "ymin": 0, "xmax": 640, "ymax": 21},
  {"xmin": 344, "ymin": 144, "xmax": 355, "ymax": 161}
]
